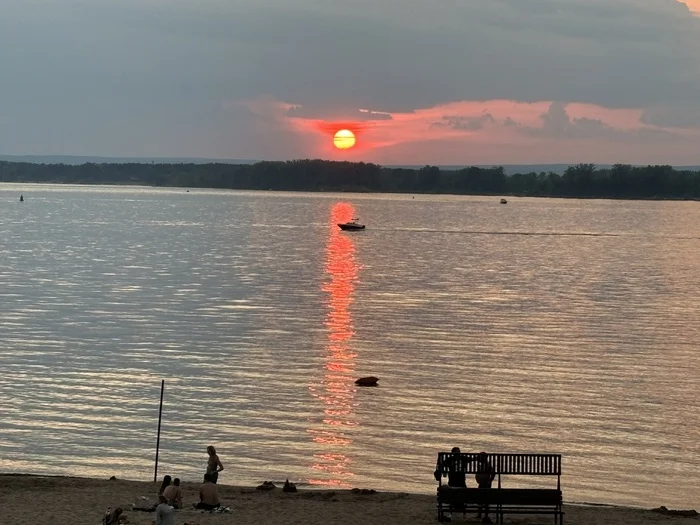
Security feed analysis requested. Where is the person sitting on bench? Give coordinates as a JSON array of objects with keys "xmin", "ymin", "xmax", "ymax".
[
  {"xmin": 434, "ymin": 447, "xmax": 467, "ymax": 488},
  {"xmin": 434, "ymin": 446, "xmax": 467, "ymax": 521},
  {"xmin": 474, "ymin": 452, "xmax": 495, "ymax": 524}
]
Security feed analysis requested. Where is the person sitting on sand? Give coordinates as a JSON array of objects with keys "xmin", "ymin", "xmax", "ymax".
[
  {"xmin": 163, "ymin": 477, "xmax": 183, "ymax": 508},
  {"xmin": 158, "ymin": 475, "xmax": 172, "ymax": 497},
  {"xmin": 205, "ymin": 445, "xmax": 224, "ymax": 484},
  {"xmin": 155, "ymin": 495, "xmax": 175, "ymax": 525},
  {"xmin": 132, "ymin": 475, "xmax": 172, "ymax": 513},
  {"xmin": 194, "ymin": 473, "xmax": 221, "ymax": 510}
]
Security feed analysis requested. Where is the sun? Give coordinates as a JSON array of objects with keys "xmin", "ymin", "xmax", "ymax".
[{"xmin": 333, "ymin": 129, "xmax": 356, "ymax": 149}]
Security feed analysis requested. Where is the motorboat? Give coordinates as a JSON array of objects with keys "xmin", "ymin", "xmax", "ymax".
[
  {"xmin": 338, "ymin": 219, "xmax": 365, "ymax": 231},
  {"xmin": 500, "ymin": 198, "xmax": 508, "ymax": 204}
]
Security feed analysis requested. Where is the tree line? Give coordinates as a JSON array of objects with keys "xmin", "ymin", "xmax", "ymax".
[{"xmin": 1, "ymin": 159, "xmax": 699, "ymax": 199}]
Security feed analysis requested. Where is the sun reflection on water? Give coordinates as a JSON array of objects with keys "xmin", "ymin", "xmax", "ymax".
[{"xmin": 307, "ymin": 202, "xmax": 360, "ymax": 487}]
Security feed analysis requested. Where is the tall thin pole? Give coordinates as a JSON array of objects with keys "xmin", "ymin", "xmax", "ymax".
[{"xmin": 153, "ymin": 379, "xmax": 165, "ymax": 482}]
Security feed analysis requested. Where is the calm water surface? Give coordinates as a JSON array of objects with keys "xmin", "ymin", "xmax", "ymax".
[{"xmin": 1, "ymin": 184, "xmax": 699, "ymax": 508}]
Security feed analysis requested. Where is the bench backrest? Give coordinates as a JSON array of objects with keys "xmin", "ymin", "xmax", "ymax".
[{"xmin": 497, "ymin": 454, "xmax": 561, "ymax": 476}]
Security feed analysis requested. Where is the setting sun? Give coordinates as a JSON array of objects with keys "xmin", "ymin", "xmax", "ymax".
[{"xmin": 333, "ymin": 129, "xmax": 356, "ymax": 149}]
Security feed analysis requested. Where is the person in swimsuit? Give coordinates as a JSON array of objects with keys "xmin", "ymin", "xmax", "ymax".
[
  {"xmin": 163, "ymin": 477, "xmax": 183, "ymax": 508},
  {"xmin": 158, "ymin": 475, "xmax": 172, "ymax": 497},
  {"xmin": 205, "ymin": 445, "xmax": 224, "ymax": 484},
  {"xmin": 195, "ymin": 472, "xmax": 221, "ymax": 510}
]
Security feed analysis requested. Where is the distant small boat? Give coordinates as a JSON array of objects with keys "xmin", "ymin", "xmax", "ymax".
[
  {"xmin": 500, "ymin": 198, "xmax": 508, "ymax": 204},
  {"xmin": 355, "ymin": 376, "xmax": 379, "ymax": 387},
  {"xmin": 19, "ymin": 195, "xmax": 24, "ymax": 202},
  {"xmin": 338, "ymin": 219, "xmax": 365, "ymax": 231}
]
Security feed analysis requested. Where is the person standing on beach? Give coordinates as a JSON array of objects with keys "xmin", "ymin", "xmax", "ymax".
[{"xmin": 205, "ymin": 445, "xmax": 224, "ymax": 483}]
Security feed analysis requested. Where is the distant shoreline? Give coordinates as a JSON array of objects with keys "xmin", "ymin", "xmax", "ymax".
[
  {"xmin": 1, "ymin": 155, "xmax": 699, "ymax": 175},
  {"xmin": 2, "ymin": 159, "xmax": 699, "ymax": 201},
  {"xmin": 2, "ymin": 178, "xmax": 700, "ymax": 203}
]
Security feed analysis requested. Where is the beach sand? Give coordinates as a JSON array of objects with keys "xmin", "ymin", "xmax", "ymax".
[{"xmin": 0, "ymin": 474, "xmax": 696, "ymax": 525}]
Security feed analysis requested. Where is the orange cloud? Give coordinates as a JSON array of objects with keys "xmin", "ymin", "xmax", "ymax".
[
  {"xmin": 680, "ymin": 0, "xmax": 700, "ymax": 14},
  {"xmin": 243, "ymin": 96, "xmax": 700, "ymax": 165}
]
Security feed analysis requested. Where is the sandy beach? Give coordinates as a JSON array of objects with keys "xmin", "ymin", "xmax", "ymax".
[{"xmin": 1, "ymin": 474, "xmax": 697, "ymax": 525}]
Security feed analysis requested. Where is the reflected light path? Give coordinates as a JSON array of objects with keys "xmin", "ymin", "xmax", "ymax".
[{"xmin": 308, "ymin": 202, "xmax": 361, "ymax": 487}]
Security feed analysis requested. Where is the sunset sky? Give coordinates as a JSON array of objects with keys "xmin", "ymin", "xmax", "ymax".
[{"xmin": 1, "ymin": 0, "xmax": 700, "ymax": 165}]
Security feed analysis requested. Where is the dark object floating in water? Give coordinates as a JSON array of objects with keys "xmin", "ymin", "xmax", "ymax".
[
  {"xmin": 651, "ymin": 506, "xmax": 698, "ymax": 517},
  {"xmin": 283, "ymin": 479, "xmax": 297, "ymax": 493},
  {"xmin": 256, "ymin": 481, "xmax": 276, "ymax": 491},
  {"xmin": 109, "ymin": 475, "xmax": 117, "ymax": 481},
  {"xmin": 20, "ymin": 194, "xmax": 24, "ymax": 202},
  {"xmin": 500, "ymin": 198, "xmax": 507, "ymax": 204},
  {"xmin": 338, "ymin": 219, "xmax": 365, "ymax": 231},
  {"xmin": 355, "ymin": 376, "xmax": 379, "ymax": 386}
]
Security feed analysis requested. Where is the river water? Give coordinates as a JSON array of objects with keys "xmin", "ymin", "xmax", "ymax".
[{"xmin": 0, "ymin": 183, "xmax": 699, "ymax": 508}]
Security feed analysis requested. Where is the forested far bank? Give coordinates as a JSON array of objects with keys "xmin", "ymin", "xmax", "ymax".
[{"xmin": 1, "ymin": 159, "xmax": 700, "ymax": 200}]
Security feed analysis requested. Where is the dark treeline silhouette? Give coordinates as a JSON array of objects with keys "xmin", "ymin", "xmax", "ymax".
[{"xmin": 2, "ymin": 159, "xmax": 699, "ymax": 199}]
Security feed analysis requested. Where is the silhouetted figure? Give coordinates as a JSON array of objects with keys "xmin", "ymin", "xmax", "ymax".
[
  {"xmin": 435, "ymin": 446, "xmax": 467, "ymax": 521},
  {"xmin": 475, "ymin": 452, "xmax": 495, "ymax": 524},
  {"xmin": 434, "ymin": 446, "xmax": 467, "ymax": 488},
  {"xmin": 205, "ymin": 445, "xmax": 224, "ymax": 484},
  {"xmin": 20, "ymin": 195, "xmax": 24, "ymax": 202}
]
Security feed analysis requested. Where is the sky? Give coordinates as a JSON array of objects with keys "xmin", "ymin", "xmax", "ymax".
[{"xmin": 1, "ymin": 0, "xmax": 700, "ymax": 165}]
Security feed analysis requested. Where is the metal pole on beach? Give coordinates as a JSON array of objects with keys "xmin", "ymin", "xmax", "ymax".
[{"xmin": 153, "ymin": 379, "xmax": 165, "ymax": 483}]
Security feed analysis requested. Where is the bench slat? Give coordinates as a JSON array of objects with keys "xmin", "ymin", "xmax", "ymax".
[{"xmin": 438, "ymin": 488, "xmax": 561, "ymax": 506}]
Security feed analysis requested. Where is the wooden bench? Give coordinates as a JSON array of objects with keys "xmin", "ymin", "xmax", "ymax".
[{"xmin": 435, "ymin": 452, "xmax": 563, "ymax": 524}]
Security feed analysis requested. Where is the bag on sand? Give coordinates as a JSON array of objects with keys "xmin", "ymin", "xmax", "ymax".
[{"xmin": 103, "ymin": 507, "xmax": 123, "ymax": 525}]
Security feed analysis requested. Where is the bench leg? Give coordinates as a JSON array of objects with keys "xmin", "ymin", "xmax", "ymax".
[{"xmin": 554, "ymin": 509, "xmax": 563, "ymax": 525}]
